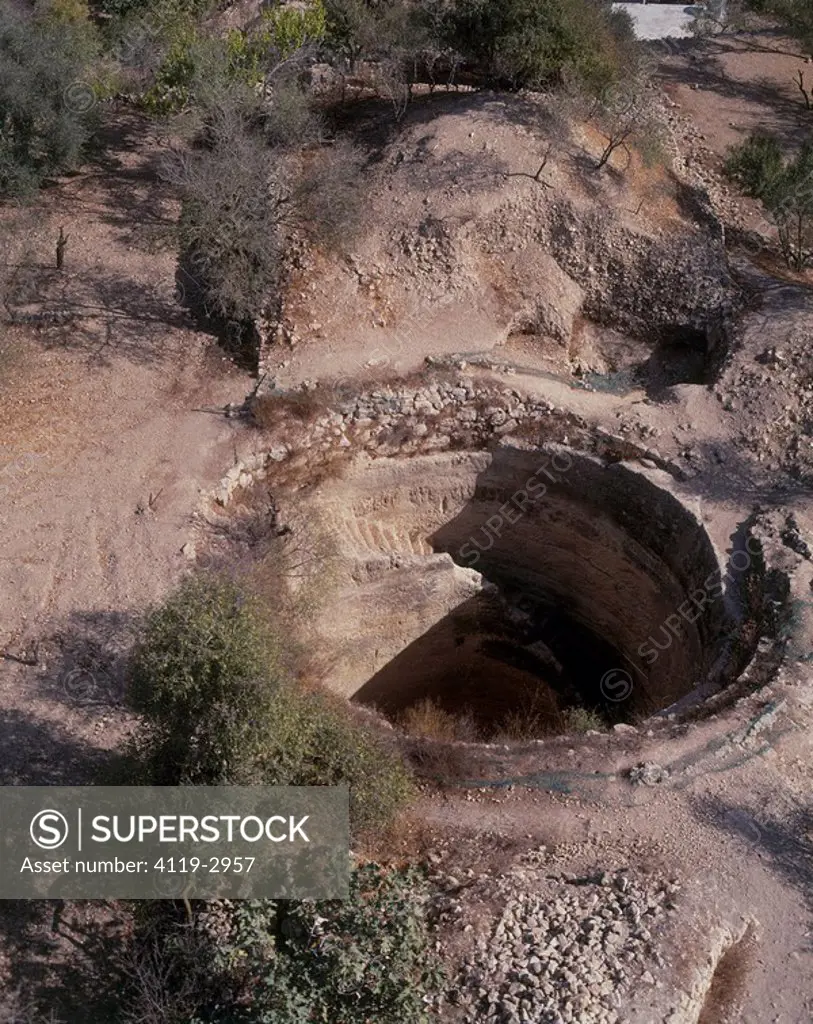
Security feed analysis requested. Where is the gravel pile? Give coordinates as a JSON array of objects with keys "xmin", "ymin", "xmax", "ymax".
[{"xmin": 449, "ymin": 870, "xmax": 678, "ymax": 1024}]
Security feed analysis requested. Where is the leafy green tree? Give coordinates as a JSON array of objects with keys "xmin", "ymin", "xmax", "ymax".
[
  {"xmin": 0, "ymin": 4, "xmax": 99, "ymax": 197},
  {"xmin": 726, "ymin": 133, "xmax": 813, "ymax": 269},
  {"xmin": 129, "ymin": 575, "xmax": 413, "ymax": 835},
  {"xmin": 129, "ymin": 576, "xmax": 283, "ymax": 785},
  {"xmin": 198, "ymin": 866, "xmax": 441, "ymax": 1024},
  {"xmin": 125, "ymin": 866, "xmax": 441, "ymax": 1024},
  {"xmin": 442, "ymin": 0, "xmax": 638, "ymax": 93}
]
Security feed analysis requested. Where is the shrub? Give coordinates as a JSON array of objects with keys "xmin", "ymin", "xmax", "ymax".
[
  {"xmin": 288, "ymin": 693, "xmax": 413, "ymax": 834},
  {"xmin": 264, "ymin": 75, "xmax": 323, "ymax": 149},
  {"xmin": 561, "ymin": 706, "xmax": 605, "ymax": 733},
  {"xmin": 129, "ymin": 575, "xmax": 413, "ymax": 836},
  {"xmin": 294, "ymin": 136, "xmax": 368, "ymax": 247},
  {"xmin": 400, "ymin": 697, "xmax": 480, "ymax": 741},
  {"xmin": 129, "ymin": 575, "xmax": 283, "ymax": 785},
  {"xmin": 591, "ymin": 76, "xmax": 664, "ymax": 172},
  {"xmin": 324, "ymin": 0, "xmax": 385, "ymax": 66},
  {"xmin": 126, "ymin": 865, "xmax": 442, "ymax": 1024},
  {"xmin": 725, "ymin": 133, "xmax": 813, "ymax": 269},
  {"xmin": 141, "ymin": 27, "xmax": 204, "ymax": 113},
  {"xmin": 743, "ymin": 0, "xmax": 813, "ymax": 51},
  {"xmin": 223, "ymin": 2, "xmax": 325, "ymax": 93},
  {"xmin": 96, "ymin": 0, "xmax": 213, "ymax": 17},
  {"xmin": 0, "ymin": 5, "xmax": 99, "ymax": 198},
  {"xmin": 257, "ymin": 0, "xmax": 327, "ymax": 60},
  {"xmin": 443, "ymin": 0, "xmax": 638, "ymax": 93},
  {"xmin": 41, "ymin": 0, "xmax": 92, "ymax": 23},
  {"xmin": 164, "ymin": 114, "xmax": 287, "ymax": 326},
  {"xmin": 724, "ymin": 132, "xmax": 785, "ymax": 199}
]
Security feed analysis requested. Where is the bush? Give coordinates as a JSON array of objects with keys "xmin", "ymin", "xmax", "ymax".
[
  {"xmin": 126, "ymin": 865, "xmax": 442, "ymax": 1024},
  {"xmin": 443, "ymin": 0, "xmax": 638, "ymax": 93},
  {"xmin": 96, "ymin": 0, "xmax": 213, "ymax": 17},
  {"xmin": 0, "ymin": 4, "xmax": 99, "ymax": 198},
  {"xmin": 744, "ymin": 0, "xmax": 813, "ymax": 51},
  {"xmin": 141, "ymin": 26, "xmax": 205, "ymax": 113},
  {"xmin": 129, "ymin": 575, "xmax": 413, "ymax": 835},
  {"xmin": 724, "ymin": 132, "xmax": 785, "ymax": 199},
  {"xmin": 256, "ymin": 0, "xmax": 327, "ymax": 60},
  {"xmin": 591, "ymin": 75, "xmax": 664, "ymax": 172},
  {"xmin": 561, "ymin": 706, "xmax": 605, "ymax": 733},
  {"xmin": 324, "ymin": 0, "xmax": 427, "ymax": 63},
  {"xmin": 295, "ymin": 136, "xmax": 368, "ymax": 247},
  {"xmin": 400, "ymin": 697, "xmax": 480, "ymax": 741},
  {"xmin": 129, "ymin": 575, "xmax": 283, "ymax": 785},
  {"xmin": 269, "ymin": 690, "xmax": 414, "ymax": 835},
  {"xmin": 725, "ymin": 133, "xmax": 813, "ymax": 269},
  {"xmin": 164, "ymin": 110, "xmax": 287, "ymax": 325}
]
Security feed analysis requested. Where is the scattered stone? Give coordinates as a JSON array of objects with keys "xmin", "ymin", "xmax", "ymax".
[
  {"xmin": 447, "ymin": 869, "xmax": 674, "ymax": 1024},
  {"xmin": 629, "ymin": 762, "xmax": 670, "ymax": 786}
]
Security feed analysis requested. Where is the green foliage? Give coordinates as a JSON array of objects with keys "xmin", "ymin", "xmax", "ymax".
[
  {"xmin": 323, "ymin": 0, "xmax": 376, "ymax": 65},
  {"xmin": 203, "ymin": 865, "xmax": 442, "ymax": 1024},
  {"xmin": 724, "ymin": 132, "xmax": 785, "ymax": 198},
  {"xmin": 129, "ymin": 575, "xmax": 413, "ymax": 835},
  {"xmin": 260, "ymin": 0, "xmax": 327, "ymax": 59},
  {"xmin": 725, "ymin": 133, "xmax": 813, "ymax": 269},
  {"xmin": 129, "ymin": 576, "xmax": 283, "ymax": 784},
  {"xmin": 0, "ymin": 5, "xmax": 99, "ymax": 197},
  {"xmin": 443, "ymin": 0, "xmax": 638, "ymax": 92},
  {"xmin": 561, "ymin": 706, "xmax": 605, "ymax": 733},
  {"xmin": 41, "ymin": 0, "xmax": 93, "ymax": 23},
  {"xmin": 126, "ymin": 865, "xmax": 441, "ymax": 1024},
  {"xmin": 268, "ymin": 689, "xmax": 414, "ymax": 835},
  {"xmin": 225, "ymin": 2, "xmax": 326, "ymax": 86},
  {"xmin": 744, "ymin": 0, "xmax": 813, "ymax": 50},
  {"xmin": 141, "ymin": 28, "xmax": 203, "ymax": 113},
  {"xmin": 95, "ymin": 0, "xmax": 213, "ymax": 17},
  {"xmin": 324, "ymin": 0, "xmax": 423, "ymax": 66},
  {"xmin": 140, "ymin": 2, "xmax": 325, "ymax": 116}
]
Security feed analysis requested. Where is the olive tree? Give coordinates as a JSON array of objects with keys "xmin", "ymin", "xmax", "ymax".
[{"xmin": 0, "ymin": 4, "xmax": 99, "ymax": 197}]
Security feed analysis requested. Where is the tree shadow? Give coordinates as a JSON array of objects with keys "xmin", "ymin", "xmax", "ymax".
[
  {"xmin": 691, "ymin": 794, "xmax": 813, "ymax": 936},
  {"xmin": 6, "ymin": 269, "xmax": 206, "ymax": 368},
  {"xmin": 0, "ymin": 705, "xmax": 123, "ymax": 787},
  {"xmin": 36, "ymin": 609, "xmax": 139, "ymax": 715},
  {"xmin": 0, "ymin": 890, "xmax": 129, "ymax": 1024},
  {"xmin": 655, "ymin": 35, "xmax": 809, "ymax": 150}
]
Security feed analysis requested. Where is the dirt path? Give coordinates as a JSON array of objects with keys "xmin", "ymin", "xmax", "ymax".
[
  {"xmin": 0, "ymin": 113, "xmax": 254, "ymax": 780},
  {"xmin": 417, "ymin": 715, "xmax": 813, "ymax": 1023}
]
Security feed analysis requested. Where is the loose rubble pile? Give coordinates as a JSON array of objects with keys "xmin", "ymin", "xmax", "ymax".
[
  {"xmin": 447, "ymin": 869, "xmax": 678, "ymax": 1024},
  {"xmin": 715, "ymin": 312, "xmax": 813, "ymax": 482}
]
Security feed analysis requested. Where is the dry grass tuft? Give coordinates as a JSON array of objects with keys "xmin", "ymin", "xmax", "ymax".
[
  {"xmin": 559, "ymin": 706, "xmax": 605, "ymax": 734},
  {"xmin": 493, "ymin": 689, "xmax": 560, "ymax": 741},
  {"xmin": 251, "ymin": 385, "xmax": 336, "ymax": 431},
  {"xmin": 400, "ymin": 697, "xmax": 480, "ymax": 742}
]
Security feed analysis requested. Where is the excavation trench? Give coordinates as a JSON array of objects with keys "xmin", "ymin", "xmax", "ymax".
[{"xmin": 301, "ymin": 445, "xmax": 746, "ymax": 737}]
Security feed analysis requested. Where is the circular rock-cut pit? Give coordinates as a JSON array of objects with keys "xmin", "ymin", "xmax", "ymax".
[{"xmin": 295, "ymin": 444, "xmax": 743, "ymax": 738}]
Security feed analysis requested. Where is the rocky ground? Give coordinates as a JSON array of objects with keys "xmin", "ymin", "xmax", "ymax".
[
  {"xmin": 444, "ymin": 867, "xmax": 677, "ymax": 1024},
  {"xmin": 2, "ymin": 23, "xmax": 813, "ymax": 1024}
]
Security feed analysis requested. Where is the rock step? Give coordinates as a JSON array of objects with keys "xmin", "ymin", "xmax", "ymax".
[{"xmin": 340, "ymin": 516, "xmax": 432, "ymax": 556}]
